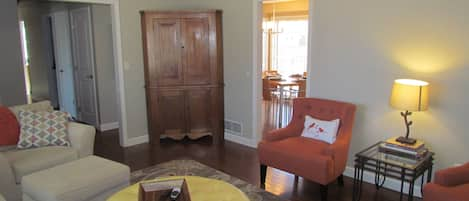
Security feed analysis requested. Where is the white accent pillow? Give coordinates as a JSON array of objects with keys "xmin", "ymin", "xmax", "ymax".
[{"xmin": 301, "ymin": 115, "xmax": 340, "ymax": 144}]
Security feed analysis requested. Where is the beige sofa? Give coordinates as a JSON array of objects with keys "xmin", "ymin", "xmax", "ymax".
[{"xmin": 0, "ymin": 101, "xmax": 96, "ymax": 201}]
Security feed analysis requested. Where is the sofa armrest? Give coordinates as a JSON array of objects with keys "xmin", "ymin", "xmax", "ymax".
[
  {"xmin": 0, "ymin": 153, "xmax": 20, "ymax": 201},
  {"xmin": 68, "ymin": 122, "xmax": 96, "ymax": 158},
  {"xmin": 434, "ymin": 162, "xmax": 469, "ymax": 187}
]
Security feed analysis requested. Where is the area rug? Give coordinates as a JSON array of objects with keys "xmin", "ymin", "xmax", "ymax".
[{"xmin": 130, "ymin": 159, "xmax": 285, "ymax": 201}]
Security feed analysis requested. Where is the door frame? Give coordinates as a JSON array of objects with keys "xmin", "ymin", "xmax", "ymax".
[
  {"xmin": 48, "ymin": 0, "xmax": 130, "ymax": 147},
  {"xmin": 252, "ymin": 0, "xmax": 315, "ymax": 146}
]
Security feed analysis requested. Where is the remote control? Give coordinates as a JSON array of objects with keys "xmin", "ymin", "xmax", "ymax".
[{"xmin": 170, "ymin": 187, "xmax": 181, "ymax": 200}]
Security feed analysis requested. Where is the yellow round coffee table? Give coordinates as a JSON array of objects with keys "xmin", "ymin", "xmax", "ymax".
[{"xmin": 107, "ymin": 176, "xmax": 249, "ymax": 201}]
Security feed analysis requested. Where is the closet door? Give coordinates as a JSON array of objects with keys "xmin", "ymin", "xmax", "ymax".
[
  {"xmin": 147, "ymin": 18, "xmax": 183, "ymax": 87},
  {"xmin": 181, "ymin": 17, "xmax": 211, "ymax": 85}
]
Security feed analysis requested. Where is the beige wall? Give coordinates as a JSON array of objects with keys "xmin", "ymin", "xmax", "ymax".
[
  {"xmin": 118, "ymin": 0, "xmax": 255, "ymax": 139},
  {"xmin": 91, "ymin": 4, "xmax": 119, "ymax": 125},
  {"xmin": 309, "ymin": 0, "xmax": 469, "ymax": 170},
  {"xmin": 0, "ymin": 0, "xmax": 27, "ymax": 106}
]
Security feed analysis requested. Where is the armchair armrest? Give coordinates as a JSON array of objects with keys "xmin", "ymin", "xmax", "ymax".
[
  {"xmin": 322, "ymin": 125, "xmax": 353, "ymax": 176},
  {"xmin": 434, "ymin": 163, "xmax": 469, "ymax": 187},
  {"xmin": 0, "ymin": 153, "xmax": 20, "ymax": 201},
  {"xmin": 262, "ymin": 126, "xmax": 302, "ymax": 142},
  {"xmin": 68, "ymin": 122, "xmax": 96, "ymax": 158}
]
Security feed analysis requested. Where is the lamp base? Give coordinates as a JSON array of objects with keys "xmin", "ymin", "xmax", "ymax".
[{"xmin": 395, "ymin": 136, "xmax": 417, "ymax": 145}]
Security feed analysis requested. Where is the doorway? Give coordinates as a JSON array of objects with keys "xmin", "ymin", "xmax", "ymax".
[
  {"xmin": 18, "ymin": 1, "xmax": 119, "ymax": 131},
  {"xmin": 260, "ymin": 0, "xmax": 310, "ymax": 134}
]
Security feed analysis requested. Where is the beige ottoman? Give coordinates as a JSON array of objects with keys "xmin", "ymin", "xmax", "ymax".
[{"xmin": 22, "ymin": 156, "xmax": 130, "ymax": 201}]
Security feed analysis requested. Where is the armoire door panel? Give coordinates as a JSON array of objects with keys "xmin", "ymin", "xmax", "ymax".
[
  {"xmin": 186, "ymin": 88, "xmax": 212, "ymax": 137},
  {"xmin": 155, "ymin": 89, "xmax": 186, "ymax": 137},
  {"xmin": 181, "ymin": 18, "xmax": 211, "ymax": 85},
  {"xmin": 151, "ymin": 19, "xmax": 183, "ymax": 86}
]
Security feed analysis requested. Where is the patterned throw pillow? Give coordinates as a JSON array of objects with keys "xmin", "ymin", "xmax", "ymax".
[
  {"xmin": 301, "ymin": 115, "xmax": 340, "ymax": 144},
  {"xmin": 17, "ymin": 110, "xmax": 71, "ymax": 149}
]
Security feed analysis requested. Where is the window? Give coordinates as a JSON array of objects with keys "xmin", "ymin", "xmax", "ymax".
[
  {"xmin": 19, "ymin": 21, "xmax": 32, "ymax": 103},
  {"xmin": 262, "ymin": 19, "xmax": 308, "ymax": 77}
]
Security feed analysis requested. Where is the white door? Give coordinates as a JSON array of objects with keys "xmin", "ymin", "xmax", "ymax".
[
  {"xmin": 70, "ymin": 6, "xmax": 99, "ymax": 127},
  {"xmin": 51, "ymin": 10, "xmax": 77, "ymax": 118}
]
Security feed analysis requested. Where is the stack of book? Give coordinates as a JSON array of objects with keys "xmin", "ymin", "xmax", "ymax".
[{"xmin": 379, "ymin": 137, "xmax": 429, "ymax": 163}]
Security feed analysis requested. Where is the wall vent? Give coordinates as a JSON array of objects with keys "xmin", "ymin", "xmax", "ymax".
[{"xmin": 224, "ymin": 119, "xmax": 243, "ymax": 136}]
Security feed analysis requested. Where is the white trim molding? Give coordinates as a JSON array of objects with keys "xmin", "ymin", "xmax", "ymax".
[
  {"xmin": 225, "ymin": 132, "xmax": 258, "ymax": 148},
  {"xmin": 125, "ymin": 135, "xmax": 149, "ymax": 147},
  {"xmin": 343, "ymin": 166, "xmax": 423, "ymax": 198},
  {"xmin": 99, "ymin": 122, "xmax": 119, "ymax": 131}
]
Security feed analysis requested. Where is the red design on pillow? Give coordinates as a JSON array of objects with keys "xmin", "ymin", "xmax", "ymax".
[
  {"xmin": 0, "ymin": 106, "xmax": 20, "ymax": 145},
  {"xmin": 309, "ymin": 123, "xmax": 316, "ymax": 129}
]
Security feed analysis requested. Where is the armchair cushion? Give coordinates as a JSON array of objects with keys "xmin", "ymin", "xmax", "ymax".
[
  {"xmin": 4, "ymin": 146, "xmax": 78, "ymax": 183},
  {"xmin": 434, "ymin": 162, "xmax": 469, "ymax": 187},
  {"xmin": 258, "ymin": 136, "xmax": 334, "ymax": 184},
  {"xmin": 423, "ymin": 183, "xmax": 469, "ymax": 201}
]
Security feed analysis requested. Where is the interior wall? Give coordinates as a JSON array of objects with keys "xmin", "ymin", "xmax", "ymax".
[
  {"xmin": 309, "ymin": 0, "xmax": 469, "ymax": 170},
  {"xmin": 118, "ymin": 0, "xmax": 255, "ymax": 140},
  {"xmin": 91, "ymin": 4, "xmax": 119, "ymax": 126},
  {"xmin": 0, "ymin": 0, "xmax": 27, "ymax": 106}
]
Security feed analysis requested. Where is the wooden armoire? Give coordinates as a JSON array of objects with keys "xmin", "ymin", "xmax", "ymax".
[{"xmin": 141, "ymin": 10, "xmax": 224, "ymax": 145}]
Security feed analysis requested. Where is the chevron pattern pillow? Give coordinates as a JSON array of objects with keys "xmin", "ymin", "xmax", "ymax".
[{"xmin": 17, "ymin": 110, "xmax": 71, "ymax": 149}]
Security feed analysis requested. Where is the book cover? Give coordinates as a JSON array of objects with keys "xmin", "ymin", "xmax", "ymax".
[
  {"xmin": 385, "ymin": 137, "xmax": 425, "ymax": 151},
  {"xmin": 378, "ymin": 145, "xmax": 428, "ymax": 160},
  {"xmin": 381, "ymin": 143, "xmax": 427, "ymax": 155}
]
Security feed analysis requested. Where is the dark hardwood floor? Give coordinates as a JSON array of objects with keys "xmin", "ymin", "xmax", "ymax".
[{"xmin": 94, "ymin": 130, "xmax": 421, "ymax": 201}]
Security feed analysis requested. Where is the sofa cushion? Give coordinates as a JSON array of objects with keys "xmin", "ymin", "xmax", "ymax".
[
  {"xmin": 258, "ymin": 136, "xmax": 334, "ymax": 184},
  {"xmin": 22, "ymin": 156, "xmax": 130, "ymax": 201},
  {"xmin": 0, "ymin": 106, "xmax": 20, "ymax": 146},
  {"xmin": 8, "ymin": 101, "xmax": 53, "ymax": 120},
  {"xmin": 4, "ymin": 146, "xmax": 78, "ymax": 183},
  {"xmin": 17, "ymin": 110, "xmax": 71, "ymax": 149}
]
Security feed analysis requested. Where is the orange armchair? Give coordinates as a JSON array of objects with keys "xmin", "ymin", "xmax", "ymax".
[
  {"xmin": 423, "ymin": 162, "xmax": 469, "ymax": 201},
  {"xmin": 258, "ymin": 98, "xmax": 356, "ymax": 201}
]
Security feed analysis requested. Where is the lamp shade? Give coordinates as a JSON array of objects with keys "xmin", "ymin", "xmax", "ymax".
[{"xmin": 390, "ymin": 79, "xmax": 429, "ymax": 111}]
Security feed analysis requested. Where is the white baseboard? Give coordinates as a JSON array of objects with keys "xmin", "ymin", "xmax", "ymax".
[
  {"xmin": 99, "ymin": 122, "xmax": 119, "ymax": 131},
  {"xmin": 224, "ymin": 132, "xmax": 257, "ymax": 148},
  {"xmin": 343, "ymin": 166, "xmax": 423, "ymax": 198},
  {"xmin": 124, "ymin": 135, "xmax": 149, "ymax": 147}
]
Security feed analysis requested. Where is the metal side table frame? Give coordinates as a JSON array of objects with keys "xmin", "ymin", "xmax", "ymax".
[{"xmin": 352, "ymin": 142, "xmax": 434, "ymax": 201}]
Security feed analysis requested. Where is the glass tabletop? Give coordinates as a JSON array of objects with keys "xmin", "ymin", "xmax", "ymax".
[{"xmin": 356, "ymin": 142, "xmax": 434, "ymax": 170}]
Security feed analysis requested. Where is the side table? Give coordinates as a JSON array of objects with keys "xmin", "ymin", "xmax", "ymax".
[{"xmin": 353, "ymin": 142, "xmax": 434, "ymax": 201}]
